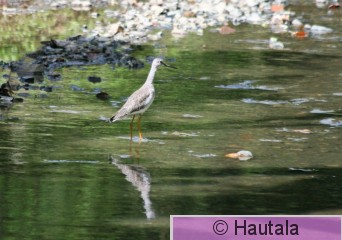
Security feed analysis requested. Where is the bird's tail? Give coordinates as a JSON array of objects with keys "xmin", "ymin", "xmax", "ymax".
[
  {"xmin": 110, "ymin": 110, "xmax": 126, "ymax": 123},
  {"xmin": 109, "ymin": 115, "xmax": 116, "ymax": 123}
]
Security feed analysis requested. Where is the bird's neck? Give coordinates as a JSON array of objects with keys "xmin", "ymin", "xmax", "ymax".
[{"xmin": 145, "ymin": 67, "xmax": 157, "ymax": 85}]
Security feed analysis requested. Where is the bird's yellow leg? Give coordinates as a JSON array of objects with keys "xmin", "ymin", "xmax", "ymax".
[
  {"xmin": 137, "ymin": 115, "xmax": 143, "ymax": 141},
  {"xmin": 130, "ymin": 115, "xmax": 136, "ymax": 141}
]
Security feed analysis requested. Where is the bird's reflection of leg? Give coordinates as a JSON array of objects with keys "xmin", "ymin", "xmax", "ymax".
[
  {"xmin": 130, "ymin": 115, "xmax": 136, "ymax": 141},
  {"xmin": 129, "ymin": 140, "xmax": 140, "ymax": 161},
  {"xmin": 137, "ymin": 114, "xmax": 143, "ymax": 142}
]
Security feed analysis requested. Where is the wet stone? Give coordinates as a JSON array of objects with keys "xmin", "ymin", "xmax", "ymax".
[
  {"xmin": 47, "ymin": 72, "xmax": 62, "ymax": 81},
  {"xmin": 17, "ymin": 92, "xmax": 30, "ymax": 98},
  {"xmin": 96, "ymin": 91, "xmax": 110, "ymax": 100},
  {"xmin": 0, "ymin": 35, "xmax": 145, "ymax": 101},
  {"xmin": 21, "ymin": 84, "xmax": 39, "ymax": 90},
  {"xmin": 40, "ymin": 86, "xmax": 53, "ymax": 92},
  {"xmin": 88, "ymin": 76, "xmax": 102, "ymax": 83},
  {"xmin": 120, "ymin": 56, "xmax": 144, "ymax": 69},
  {"xmin": 13, "ymin": 98, "xmax": 24, "ymax": 103},
  {"xmin": 26, "ymin": 35, "xmax": 144, "ymax": 73},
  {"xmin": 20, "ymin": 76, "xmax": 35, "ymax": 84},
  {"xmin": 70, "ymin": 84, "xmax": 85, "ymax": 92},
  {"xmin": 2, "ymin": 74, "xmax": 10, "ymax": 79}
]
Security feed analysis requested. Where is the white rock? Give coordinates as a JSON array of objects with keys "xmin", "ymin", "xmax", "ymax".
[
  {"xmin": 315, "ymin": 0, "xmax": 329, "ymax": 8},
  {"xmin": 292, "ymin": 18, "xmax": 303, "ymax": 28},
  {"xmin": 269, "ymin": 37, "xmax": 284, "ymax": 50},
  {"xmin": 246, "ymin": 12, "xmax": 263, "ymax": 25},
  {"xmin": 310, "ymin": 25, "xmax": 333, "ymax": 35}
]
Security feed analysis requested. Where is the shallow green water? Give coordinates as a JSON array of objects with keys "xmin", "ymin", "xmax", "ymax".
[{"xmin": 1, "ymin": 4, "xmax": 342, "ymax": 240}]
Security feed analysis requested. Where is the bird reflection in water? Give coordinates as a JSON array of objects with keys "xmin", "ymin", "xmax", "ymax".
[{"xmin": 110, "ymin": 155, "xmax": 155, "ymax": 219}]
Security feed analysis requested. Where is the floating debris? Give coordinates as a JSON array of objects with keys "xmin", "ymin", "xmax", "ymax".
[
  {"xmin": 225, "ymin": 150, "xmax": 253, "ymax": 161},
  {"xmin": 289, "ymin": 167, "xmax": 317, "ymax": 172}
]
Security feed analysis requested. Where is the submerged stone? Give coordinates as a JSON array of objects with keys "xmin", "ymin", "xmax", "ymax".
[
  {"xmin": 96, "ymin": 91, "xmax": 110, "ymax": 100},
  {"xmin": 88, "ymin": 76, "xmax": 102, "ymax": 83},
  {"xmin": 70, "ymin": 85, "xmax": 84, "ymax": 92}
]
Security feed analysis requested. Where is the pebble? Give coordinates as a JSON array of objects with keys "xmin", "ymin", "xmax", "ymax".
[
  {"xmin": 0, "ymin": 1, "xmax": 335, "ymax": 48},
  {"xmin": 77, "ymin": 0, "xmax": 335, "ymax": 45},
  {"xmin": 269, "ymin": 37, "xmax": 284, "ymax": 50}
]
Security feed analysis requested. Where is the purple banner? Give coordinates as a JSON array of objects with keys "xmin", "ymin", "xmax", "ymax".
[{"xmin": 172, "ymin": 216, "xmax": 341, "ymax": 240}]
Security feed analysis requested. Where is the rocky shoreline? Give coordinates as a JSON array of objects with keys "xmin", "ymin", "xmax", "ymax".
[
  {"xmin": 0, "ymin": 0, "xmax": 337, "ymax": 106},
  {"xmin": 0, "ymin": 34, "xmax": 144, "ymax": 106}
]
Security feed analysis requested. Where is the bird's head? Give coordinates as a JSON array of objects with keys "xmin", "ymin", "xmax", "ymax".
[{"xmin": 152, "ymin": 58, "xmax": 177, "ymax": 69}]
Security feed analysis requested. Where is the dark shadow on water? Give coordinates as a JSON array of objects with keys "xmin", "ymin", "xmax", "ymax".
[{"xmin": 151, "ymin": 166, "xmax": 342, "ymax": 215}]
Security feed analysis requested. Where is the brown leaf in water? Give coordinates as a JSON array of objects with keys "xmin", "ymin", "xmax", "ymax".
[
  {"xmin": 219, "ymin": 25, "xmax": 236, "ymax": 35},
  {"xmin": 271, "ymin": 4, "xmax": 284, "ymax": 12}
]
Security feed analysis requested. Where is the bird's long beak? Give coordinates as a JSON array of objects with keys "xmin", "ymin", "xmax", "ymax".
[{"xmin": 161, "ymin": 61, "xmax": 177, "ymax": 69}]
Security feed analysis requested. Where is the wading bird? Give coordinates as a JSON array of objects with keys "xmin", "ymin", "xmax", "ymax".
[{"xmin": 110, "ymin": 58, "xmax": 176, "ymax": 141}]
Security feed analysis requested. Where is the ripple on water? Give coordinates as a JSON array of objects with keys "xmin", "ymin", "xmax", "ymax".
[
  {"xmin": 310, "ymin": 109, "xmax": 335, "ymax": 114},
  {"xmin": 320, "ymin": 118, "xmax": 342, "ymax": 127},
  {"xmin": 191, "ymin": 153, "xmax": 217, "ymax": 158},
  {"xmin": 182, "ymin": 114, "xmax": 203, "ymax": 119},
  {"xmin": 242, "ymin": 98, "xmax": 288, "ymax": 105},
  {"xmin": 43, "ymin": 159, "xmax": 100, "ymax": 164},
  {"xmin": 50, "ymin": 109, "xmax": 91, "ymax": 114},
  {"xmin": 215, "ymin": 80, "xmax": 282, "ymax": 91},
  {"xmin": 116, "ymin": 136, "xmax": 165, "ymax": 144}
]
